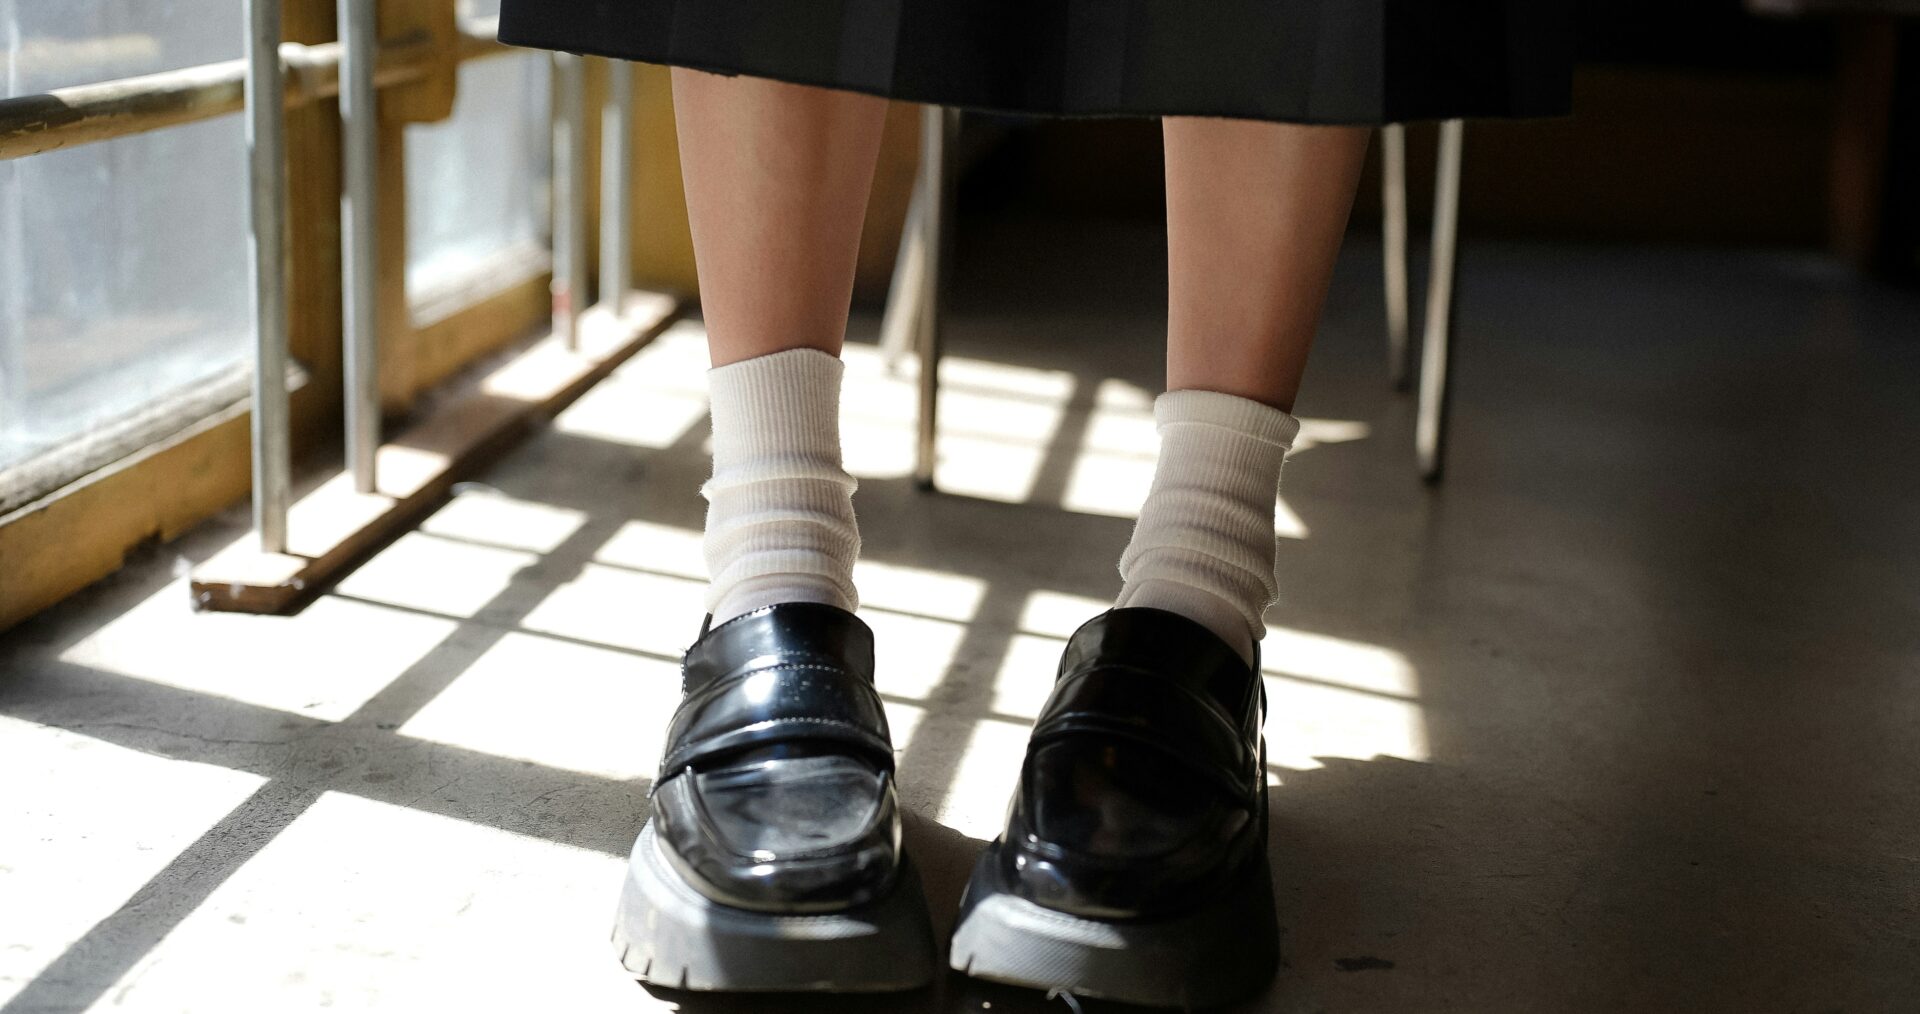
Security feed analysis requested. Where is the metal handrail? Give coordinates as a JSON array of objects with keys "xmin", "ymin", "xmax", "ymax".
[
  {"xmin": 246, "ymin": 0, "xmax": 292, "ymax": 552},
  {"xmin": 0, "ymin": 18, "xmax": 510, "ymax": 162},
  {"xmin": 12, "ymin": 12, "xmax": 639, "ymax": 559}
]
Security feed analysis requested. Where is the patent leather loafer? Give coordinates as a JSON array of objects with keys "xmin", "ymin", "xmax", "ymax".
[
  {"xmin": 950, "ymin": 607, "xmax": 1279, "ymax": 1007},
  {"xmin": 611, "ymin": 602, "xmax": 934, "ymax": 992},
  {"xmin": 651, "ymin": 602, "xmax": 902, "ymax": 912}
]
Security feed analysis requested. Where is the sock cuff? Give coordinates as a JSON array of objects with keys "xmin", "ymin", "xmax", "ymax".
[
  {"xmin": 1155, "ymin": 389, "xmax": 1301, "ymax": 450},
  {"xmin": 708, "ymin": 346, "xmax": 844, "ymax": 383},
  {"xmin": 706, "ymin": 348, "xmax": 845, "ymax": 460},
  {"xmin": 702, "ymin": 347, "xmax": 860, "ymax": 624}
]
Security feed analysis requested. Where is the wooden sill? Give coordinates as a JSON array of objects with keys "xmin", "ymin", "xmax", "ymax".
[
  {"xmin": 188, "ymin": 292, "xmax": 679, "ymax": 614},
  {"xmin": 0, "ymin": 293, "xmax": 681, "ymax": 634}
]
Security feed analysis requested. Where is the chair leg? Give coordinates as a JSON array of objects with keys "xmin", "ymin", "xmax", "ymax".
[
  {"xmin": 911, "ymin": 106, "xmax": 956, "ymax": 492},
  {"xmin": 1381, "ymin": 123, "xmax": 1412, "ymax": 392},
  {"xmin": 1416, "ymin": 118, "xmax": 1464, "ymax": 484},
  {"xmin": 876, "ymin": 175, "xmax": 927, "ymax": 373}
]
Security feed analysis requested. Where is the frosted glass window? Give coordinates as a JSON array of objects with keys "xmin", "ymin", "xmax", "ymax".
[
  {"xmin": 404, "ymin": 4, "xmax": 551, "ymax": 309},
  {"xmin": 0, "ymin": 0, "xmax": 251, "ymax": 476}
]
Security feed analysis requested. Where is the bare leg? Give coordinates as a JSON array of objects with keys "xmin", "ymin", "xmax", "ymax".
[
  {"xmin": 672, "ymin": 69, "xmax": 888, "ymax": 366},
  {"xmin": 673, "ymin": 71, "xmax": 886, "ymax": 621},
  {"xmin": 1114, "ymin": 119, "xmax": 1369, "ymax": 660},
  {"xmin": 626, "ymin": 78, "xmax": 933, "ymax": 992},
  {"xmin": 1163, "ymin": 118, "xmax": 1369, "ymax": 410}
]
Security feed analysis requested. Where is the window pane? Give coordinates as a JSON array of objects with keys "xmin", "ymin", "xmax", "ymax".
[
  {"xmin": 1, "ymin": 0, "xmax": 241, "ymax": 95},
  {"xmin": 404, "ymin": 24, "xmax": 551, "ymax": 308},
  {"xmin": 0, "ymin": 1, "xmax": 251, "ymax": 476}
]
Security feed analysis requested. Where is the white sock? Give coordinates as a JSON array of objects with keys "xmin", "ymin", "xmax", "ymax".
[
  {"xmin": 1114, "ymin": 389, "xmax": 1300, "ymax": 665},
  {"xmin": 702, "ymin": 348, "xmax": 860, "ymax": 625}
]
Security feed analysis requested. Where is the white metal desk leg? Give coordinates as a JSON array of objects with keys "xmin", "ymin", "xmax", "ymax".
[
  {"xmin": 1416, "ymin": 119, "xmax": 1464, "ymax": 484},
  {"xmin": 339, "ymin": 0, "xmax": 379, "ymax": 493},
  {"xmin": 877, "ymin": 173, "xmax": 928, "ymax": 372},
  {"xmin": 912, "ymin": 106, "xmax": 956, "ymax": 492},
  {"xmin": 244, "ymin": 0, "xmax": 291, "ymax": 552},
  {"xmin": 1381, "ymin": 123, "xmax": 1411, "ymax": 391},
  {"xmin": 551, "ymin": 53, "xmax": 588, "ymax": 349},
  {"xmin": 599, "ymin": 59, "xmax": 633, "ymax": 318}
]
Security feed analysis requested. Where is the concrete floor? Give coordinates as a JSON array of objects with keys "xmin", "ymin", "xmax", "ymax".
[{"xmin": 4, "ymin": 221, "xmax": 1919, "ymax": 1013}]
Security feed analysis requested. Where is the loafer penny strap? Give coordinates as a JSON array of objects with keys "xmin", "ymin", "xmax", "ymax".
[
  {"xmin": 661, "ymin": 663, "xmax": 895, "ymax": 775},
  {"xmin": 1030, "ymin": 666, "xmax": 1257, "ymax": 799}
]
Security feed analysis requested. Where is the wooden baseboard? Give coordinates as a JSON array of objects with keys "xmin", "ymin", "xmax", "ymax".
[{"xmin": 189, "ymin": 291, "xmax": 680, "ymax": 614}]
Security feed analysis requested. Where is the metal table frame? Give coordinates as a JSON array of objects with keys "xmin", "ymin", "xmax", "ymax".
[{"xmin": 882, "ymin": 114, "xmax": 1466, "ymax": 489}]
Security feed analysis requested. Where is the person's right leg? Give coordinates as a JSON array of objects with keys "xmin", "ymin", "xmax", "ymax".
[
  {"xmin": 673, "ymin": 69, "xmax": 887, "ymax": 624},
  {"xmin": 614, "ymin": 71, "xmax": 934, "ymax": 993},
  {"xmin": 675, "ymin": 69, "xmax": 884, "ymax": 367}
]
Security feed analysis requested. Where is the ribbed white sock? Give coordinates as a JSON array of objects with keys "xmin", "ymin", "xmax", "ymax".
[
  {"xmin": 1114, "ymin": 389, "xmax": 1300, "ymax": 665},
  {"xmin": 702, "ymin": 348, "xmax": 860, "ymax": 625}
]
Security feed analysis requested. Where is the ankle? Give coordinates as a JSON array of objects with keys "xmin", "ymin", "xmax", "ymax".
[
  {"xmin": 702, "ymin": 349, "xmax": 861, "ymax": 626},
  {"xmin": 709, "ymin": 575, "xmax": 855, "ymax": 627},
  {"xmin": 1113, "ymin": 389, "xmax": 1297, "ymax": 669},
  {"xmin": 1113, "ymin": 580, "xmax": 1258, "ymax": 665}
]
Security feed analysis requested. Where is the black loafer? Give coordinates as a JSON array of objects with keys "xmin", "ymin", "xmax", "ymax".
[
  {"xmin": 949, "ymin": 607, "xmax": 1280, "ymax": 1008},
  {"xmin": 612, "ymin": 602, "xmax": 935, "ymax": 992}
]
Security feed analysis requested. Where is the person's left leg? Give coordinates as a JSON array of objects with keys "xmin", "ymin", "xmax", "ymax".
[
  {"xmin": 950, "ymin": 118, "xmax": 1369, "ymax": 1008},
  {"xmin": 1117, "ymin": 117, "xmax": 1370, "ymax": 662}
]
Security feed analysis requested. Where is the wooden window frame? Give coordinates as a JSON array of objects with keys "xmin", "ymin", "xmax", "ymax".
[{"xmin": 0, "ymin": 1, "xmax": 564, "ymax": 630}]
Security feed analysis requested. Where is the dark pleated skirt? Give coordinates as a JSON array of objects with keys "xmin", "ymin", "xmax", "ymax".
[{"xmin": 497, "ymin": 0, "xmax": 1573, "ymax": 125}]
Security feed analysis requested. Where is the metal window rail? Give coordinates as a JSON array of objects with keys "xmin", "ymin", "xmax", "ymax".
[
  {"xmin": 0, "ymin": 12, "xmax": 523, "ymax": 556},
  {"xmin": 0, "ymin": 16, "xmax": 510, "ymax": 163}
]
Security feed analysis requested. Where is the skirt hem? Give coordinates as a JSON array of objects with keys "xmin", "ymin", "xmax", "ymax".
[{"xmin": 498, "ymin": 1, "xmax": 1573, "ymax": 127}]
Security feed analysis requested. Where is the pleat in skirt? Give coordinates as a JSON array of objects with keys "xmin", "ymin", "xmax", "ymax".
[{"xmin": 497, "ymin": 0, "xmax": 1572, "ymax": 124}]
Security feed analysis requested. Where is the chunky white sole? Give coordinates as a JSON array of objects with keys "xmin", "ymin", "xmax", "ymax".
[
  {"xmin": 948, "ymin": 840, "xmax": 1280, "ymax": 1008},
  {"xmin": 611, "ymin": 821, "xmax": 937, "ymax": 993}
]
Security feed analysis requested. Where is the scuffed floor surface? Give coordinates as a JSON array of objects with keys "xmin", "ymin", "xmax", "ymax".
[{"xmin": 5, "ymin": 224, "xmax": 1919, "ymax": 1013}]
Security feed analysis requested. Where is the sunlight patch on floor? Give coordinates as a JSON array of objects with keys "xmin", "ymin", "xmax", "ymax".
[
  {"xmin": 904, "ymin": 713, "xmax": 1029, "ymax": 840},
  {"xmin": 335, "ymin": 531, "xmax": 541, "ymax": 620},
  {"xmin": 1264, "ymin": 676, "xmax": 1430, "ymax": 771},
  {"xmin": 551, "ymin": 324, "xmax": 714, "ymax": 452},
  {"xmin": 1017, "ymin": 589, "xmax": 1113, "ymax": 638},
  {"xmin": 553, "ymin": 382, "xmax": 712, "ymax": 451},
  {"xmin": 517, "ymin": 564, "xmax": 707, "ymax": 659},
  {"xmin": 418, "ymin": 488, "xmax": 588, "ymax": 554},
  {"xmin": 839, "ymin": 343, "xmax": 1075, "ymax": 504},
  {"xmin": 1262, "ymin": 624, "xmax": 1418, "ymax": 697},
  {"xmin": 0, "ymin": 717, "xmax": 267, "ymax": 1008},
  {"xmin": 855, "ymin": 559, "xmax": 988, "ymax": 623},
  {"xmin": 56, "ymin": 587, "xmax": 459, "ymax": 722},
  {"xmin": 87, "ymin": 791, "xmax": 641, "ymax": 1014},
  {"xmin": 1062, "ymin": 379, "xmax": 1156, "ymax": 518},
  {"xmin": 990, "ymin": 631, "xmax": 1071, "ymax": 719},
  {"xmin": 593, "ymin": 519, "xmax": 707, "ymax": 581},
  {"xmin": 864, "ymin": 609, "xmax": 971, "ymax": 702},
  {"xmin": 395, "ymin": 632, "xmax": 679, "ymax": 781},
  {"xmin": 1294, "ymin": 417, "xmax": 1371, "ymax": 451},
  {"xmin": 927, "ymin": 425, "xmax": 1058, "ymax": 504},
  {"xmin": 1263, "ymin": 623, "xmax": 1426, "ymax": 769}
]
